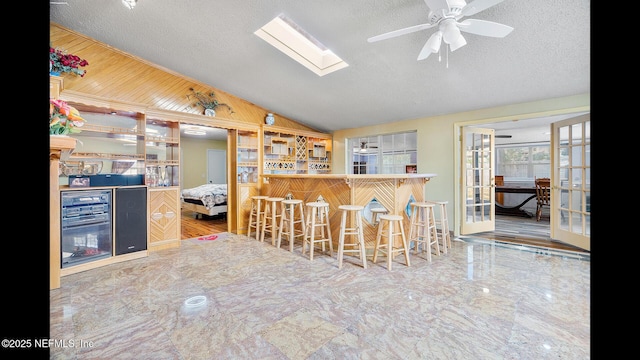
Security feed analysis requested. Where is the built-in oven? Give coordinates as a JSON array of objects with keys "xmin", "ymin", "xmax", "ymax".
[{"xmin": 60, "ymin": 189, "xmax": 113, "ymax": 268}]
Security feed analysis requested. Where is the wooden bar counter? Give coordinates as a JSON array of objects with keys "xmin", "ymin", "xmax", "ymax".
[{"xmin": 261, "ymin": 173, "xmax": 437, "ymax": 250}]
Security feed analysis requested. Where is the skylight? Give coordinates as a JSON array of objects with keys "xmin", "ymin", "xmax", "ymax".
[{"xmin": 255, "ymin": 14, "xmax": 348, "ymax": 77}]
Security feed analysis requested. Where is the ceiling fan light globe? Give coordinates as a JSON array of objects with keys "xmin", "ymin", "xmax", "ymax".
[
  {"xmin": 426, "ymin": 31, "xmax": 443, "ymax": 53},
  {"xmin": 441, "ymin": 20, "xmax": 461, "ymax": 44},
  {"xmin": 449, "ymin": 34, "xmax": 467, "ymax": 51}
]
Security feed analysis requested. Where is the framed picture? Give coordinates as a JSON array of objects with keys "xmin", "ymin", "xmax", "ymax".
[{"xmin": 405, "ymin": 165, "xmax": 417, "ymax": 174}]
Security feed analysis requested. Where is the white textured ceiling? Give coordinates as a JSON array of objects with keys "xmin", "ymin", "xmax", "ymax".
[{"xmin": 49, "ymin": 0, "xmax": 590, "ymax": 134}]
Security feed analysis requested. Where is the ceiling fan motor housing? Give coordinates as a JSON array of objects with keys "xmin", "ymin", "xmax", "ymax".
[{"xmin": 428, "ymin": 0, "xmax": 466, "ymax": 23}]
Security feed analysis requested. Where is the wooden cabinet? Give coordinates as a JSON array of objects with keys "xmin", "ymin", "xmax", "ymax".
[
  {"xmin": 237, "ymin": 130, "xmax": 259, "ymax": 184},
  {"xmin": 234, "ymin": 129, "xmax": 260, "ymax": 235},
  {"xmin": 263, "ymin": 126, "xmax": 332, "ymax": 175},
  {"xmin": 145, "ymin": 112, "xmax": 181, "ymax": 250},
  {"xmin": 55, "ymin": 94, "xmax": 183, "ymax": 257},
  {"xmin": 307, "ymin": 136, "xmax": 332, "ymax": 173},
  {"xmin": 148, "ymin": 187, "xmax": 180, "ymax": 250}
]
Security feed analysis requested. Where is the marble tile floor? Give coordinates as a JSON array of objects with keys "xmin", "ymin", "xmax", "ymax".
[{"xmin": 50, "ymin": 234, "xmax": 590, "ymax": 359}]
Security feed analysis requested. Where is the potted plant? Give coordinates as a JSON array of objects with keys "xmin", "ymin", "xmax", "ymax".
[
  {"xmin": 187, "ymin": 87, "xmax": 234, "ymax": 116},
  {"xmin": 50, "ymin": 99, "xmax": 86, "ymax": 135},
  {"xmin": 50, "ymin": 46, "xmax": 89, "ymax": 77}
]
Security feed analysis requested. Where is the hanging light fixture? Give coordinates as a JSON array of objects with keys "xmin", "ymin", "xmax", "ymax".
[{"xmin": 122, "ymin": 0, "xmax": 137, "ymax": 10}]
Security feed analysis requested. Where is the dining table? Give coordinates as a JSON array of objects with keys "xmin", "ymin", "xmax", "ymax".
[{"xmin": 495, "ymin": 186, "xmax": 537, "ymax": 217}]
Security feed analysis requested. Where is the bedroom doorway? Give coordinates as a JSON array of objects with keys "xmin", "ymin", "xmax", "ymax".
[{"xmin": 180, "ymin": 125, "xmax": 230, "ymax": 239}]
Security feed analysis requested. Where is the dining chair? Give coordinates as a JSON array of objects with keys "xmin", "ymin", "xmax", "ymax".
[
  {"xmin": 495, "ymin": 175, "xmax": 504, "ymax": 205},
  {"xmin": 534, "ymin": 177, "xmax": 551, "ymax": 221}
]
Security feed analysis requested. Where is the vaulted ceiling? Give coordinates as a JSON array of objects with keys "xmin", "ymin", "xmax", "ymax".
[{"xmin": 50, "ymin": 0, "xmax": 590, "ymax": 134}]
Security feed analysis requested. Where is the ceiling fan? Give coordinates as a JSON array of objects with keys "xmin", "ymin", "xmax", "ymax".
[
  {"xmin": 368, "ymin": 0, "xmax": 513, "ymax": 61},
  {"xmin": 357, "ymin": 142, "xmax": 378, "ymax": 153}
]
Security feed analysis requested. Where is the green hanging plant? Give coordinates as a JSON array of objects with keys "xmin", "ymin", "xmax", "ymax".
[{"xmin": 187, "ymin": 87, "xmax": 234, "ymax": 114}]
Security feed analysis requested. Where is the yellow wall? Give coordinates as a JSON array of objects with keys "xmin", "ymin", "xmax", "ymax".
[
  {"xmin": 332, "ymin": 93, "xmax": 590, "ymax": 235},
  {"xmin": 180, "ymin": 137, "xmax": 227, "ymax": 190}
]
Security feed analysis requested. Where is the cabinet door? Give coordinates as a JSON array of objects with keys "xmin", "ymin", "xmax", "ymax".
[
  {"xmin": 236, "ymin": 185, "xmax": 259, "ymax": 235},
  {"xmin": 145, "ymin": 118, "xmax": 180, "ymax": 187},
  {"xmin": 148, "ymin": 188, "xmax": 180, "ymax": 250}
]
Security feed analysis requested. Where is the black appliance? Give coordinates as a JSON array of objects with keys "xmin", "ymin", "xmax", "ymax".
[
  {"xmin": 60, "ymin": 189, "xmax": 113, "ymax": 268},
  {"xmin": 89, "ymin": 174, "xmax": 144, "ymax": 187},
  {"xmin": 115, "ymin": 187, "xmax": 148, "ymax": 255}
]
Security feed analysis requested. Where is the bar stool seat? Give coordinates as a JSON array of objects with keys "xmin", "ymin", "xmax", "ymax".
[
  {"xmin": 260, "ymin": 197, "xmax": 284, "ymax": 246},
  {"xmin": 247, "ymin": 195, "xmax": 269, "ymax": 240},
  {"xmin": 426, "ymin": 200, "xmax": 451, "ymax": 253},
  {"xmin": 278, "ymin": 199, "xmax": 306, "ymax": 252},
  {"xmin": 303, "ymin": 201, "xmax": 333, "ymax": 260},
  {"xmin": 337, "ymin": 204, "xmax": 367, "ymax": 269},
  {"xmin": 370, "ymin": 207, "xmax": 388, "ymax": 225},
  {"xmin": 408, "ymin": 202, "xmax": 440, "ymax": 262},
  {"xmin": 372, "ymin": 214, "xmax": 410, "ymax": 270}
]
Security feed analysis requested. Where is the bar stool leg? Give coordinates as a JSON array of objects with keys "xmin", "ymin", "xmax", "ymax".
[
  {"xmin": 356, "ymin": 213, "xmax": 367, "ymax": 268},
  {"xmin": 324, "ymin": 207, "xmax": 333, "ymax": 256},
  {"xmin": 429, "ymin": 207, "xmax": 440, "ymax": 256},
  {"xmin": 338, "ymin": 210, "xmax": 347, "ymax": 269},
  {"xmin": 372, "ymin": 219, "xmax": 383, "ymax": 264},
  {"xmin": 440, "ymin": 203, "xmax": 451, "ymax": 252},
  {"xmin": 259, "ymin": 202, "xmax": 270, "ymax": 243},
  {"xmin": 270, "ymin": 201, "xmax": 278, "ymax": 246},
  {"xmin": 248, "ymin": 197, "xmax": 266, "ymax": 240},
  {"xmin": 319, "ymin": 209, "xmax": 328, "ymax": 254},
  {"xmin": 248, "ymin": 200, "xmax": 256, "ymax": 238},
  {"xmin": 408, "ymin": 206, "xmax": 418, "ymax": 252},
  {"xmin": 398, "ymin": 220, "xmax": 410, "ymax": 267},
  {"xmin": 386, "ymin": 219, "xmax": 393, "ymax": 271},
  {"xmin": 295, "ymin": 204, "xmax": 306, "ymax": 252},
  {"xmin": 289, "ymin": 205, "xmax": 295, "ymax": 251},
  {"xmin": 303, "ymin": 207, "xmax": 317, "ymax": 260},
  {"xmin": 276, "ymin": 203, "xmax": 289, "ymax": 249}
]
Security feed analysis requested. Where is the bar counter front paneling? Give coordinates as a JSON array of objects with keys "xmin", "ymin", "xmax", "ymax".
[{"xmin": 261, "ymin": 174, "xmax": 437, "ymax": 251}]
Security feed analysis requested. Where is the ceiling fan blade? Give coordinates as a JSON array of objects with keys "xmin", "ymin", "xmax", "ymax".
[
  {"xmin": 457, "ymin": 19, "xmax": 513, "ymax": 37},
  {"xmin": 461, "ymin": 0, "xmax": 506, "ymax": 17},
  {"xmin": 418, "ymin": 31, "xmax": 442, "ymax": 60},
  {"xmin": 424, "ymin": 0, "xmax": 450, "ymax": 12},
  {"xmin": 367, "ymin": 23, "xmax": 436, "ymax": 43}
]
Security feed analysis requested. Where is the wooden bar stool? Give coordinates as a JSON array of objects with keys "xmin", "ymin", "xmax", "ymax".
[
  {"xmin": 426, "ymin": 200, "xmax": 451, "ymax": 253},
  {"xmin": 372, "ymin": 214, "xmax": 410, "ymax": 270},
  {"xmin": 260, "ymin": 197, "xmax": 284, "ymax": 246},
  {"xmin": 370, "ymin": 207, "xmax": 388, "ymax": 225},
  {"xmin": 337, "ymin": 204, "xmax": 367, "ymax": 269},
  {"xmin": 278, "ymin": 199, "xmax": 306, "ymax": 252},
  {"xmin": 303, "ymin": 201, "xmax": 333, "ymax": 261},
  {"xmin": 408, "ymin": 202, "xmax": 440, "ymax": 262},
  {"xmin": 247, "ymin": 195, "xmax": 269, "ymax": 240}
]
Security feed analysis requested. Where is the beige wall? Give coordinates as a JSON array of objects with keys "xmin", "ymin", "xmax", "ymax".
[
  {"xmin": 180, "ymin": 137, "xmax": 227, "ymax": 190},
  {"xmin": 332, "ymin": 93, "xmax": 590, "ymax": 236}
]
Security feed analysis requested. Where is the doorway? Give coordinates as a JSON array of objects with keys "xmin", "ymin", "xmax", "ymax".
[
  {"xmin": 461, "ymin": 112, "xmax": 588, "ymax": 252},
  {"xmin": 180, "ymin": 125, "xmax": 229, "ymax": 239}
]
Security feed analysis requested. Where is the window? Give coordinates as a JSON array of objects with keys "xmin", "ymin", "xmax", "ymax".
[
  {"xmin": 348, "ymin": 131, "xmax": 417, "ymax": 174},
  {"xmin": 496, "ymin": 143, "xmax": 550, "ymax": 182}
]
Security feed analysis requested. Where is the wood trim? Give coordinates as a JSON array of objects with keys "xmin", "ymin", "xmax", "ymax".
[{"xmin": 50, "ymin": 136, "xmax": 77, "ymax": 290}]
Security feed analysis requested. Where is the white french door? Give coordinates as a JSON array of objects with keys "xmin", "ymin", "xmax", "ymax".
[
  {"xmin": 460, "ymin": 127, "xmax": 496, "ymax": 234},
  {"xmin": 551, "ymin": 114, "xmax": 590, "ymax": 250}
]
